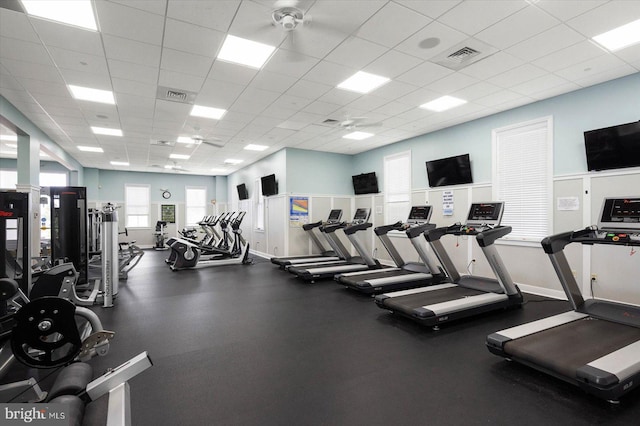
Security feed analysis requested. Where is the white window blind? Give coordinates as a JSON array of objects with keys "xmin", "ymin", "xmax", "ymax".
[
  {"xmin": 125, "ymin": 184, "xmax": 150, "ymax": 228},
  {"xmin": 254, "ymin": 178, "xmax": 264, "ymax": 230},
  {"xmin": 185, "ymin": 187, "xmax": 207, "ymax": 226},
  {"xmin": 384, "ymin": 150, "xmax": 411, "ymax": 223},
  {"xmin": 493, "ymin": 117, "xmax": 553, "ymax": 241}
]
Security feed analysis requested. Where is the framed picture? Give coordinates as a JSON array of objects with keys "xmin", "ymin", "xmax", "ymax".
[{"xmin": 161, "ymin": 204, "xmax": 175, "ymax": 223}]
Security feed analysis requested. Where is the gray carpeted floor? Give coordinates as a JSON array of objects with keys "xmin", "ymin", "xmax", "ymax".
[{"xmin": 77, "ymin": 250, "xmax": 640, "ymax": 425}]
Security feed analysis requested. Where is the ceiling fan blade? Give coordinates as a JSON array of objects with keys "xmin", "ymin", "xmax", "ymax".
[{"xmin": 202, "ymin": 140, "xmax": 224, "ymax": 148}]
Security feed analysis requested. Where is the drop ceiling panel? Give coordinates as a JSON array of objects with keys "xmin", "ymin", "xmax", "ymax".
[
  {"xmin": 535, "ymin": 0, "xmax": 608, "ymax": 22},
  {"xmin": 0, "ymin": 38, "xmax": 52, "ymax": 65},
  {"xmin": 364, "ymin": 49, "xmax": 424, "ymax": 79},
  {"xmin": 396, "ymin": 61, "xmax": 453, "ymax": 87},
  {"xmin": 533, "ymin": 40, "xmax": 605, "ymax": 72},
  {"xmin": 58, "ymin": 68, "xmax": 112, "ymax": 89},
  {"xmin": 510, "ymin": 73, "xmax": 572, "ymax": 97},
  {"xmin": 324, "ymin": 36, "xmax": 389, "ymax": 70},
  {"xmin": 31, "ymin": 18, "xmax": 104, "ymax": 54},
  {"xmin": 372, "ymin": 80, "xmax": 419, "ymax": 101},
  {"xmin": 166, "ymin": 0, "xmax": 239, "ymax": 32},
  {"xmin": 567, "ymin": 1, "xmax": 640, "ymax": 38},
  {"xmin": 208, "ymin": 61, "xmax": 258, "ymax": 86},
  {"xmin": 158, "ymin": 69, "xmax": 204, "ymax": 93},
  {"xmin": 108, "ymin": 0, "xmax": 168, "ymax": 16},
  {"xmin": 426, "ymin": 72, "xmax": 479, "ymax": 94},
  {"xmin": 163, "ymin": 18, "xmax": 226, "ymax": 57},
  {"xmin": 458, "ymin": 51, "xmax": 524, "ymax": 80},
  {"xmin": 261, "ymin": 49, "xmax": 320, "ymax": 78},
  {"xmin": 356, "ymin": 1, "xmax": 431, "ymax": 48},
  {"xmin": 0, "ymin": 8, "xmax": 39, "ymax": 42},
  {"xmin": 504, "ymin": 24, "xmax": 585, "ymax": 62},
  {"xmin": 95, "ymin": 1, "xmax": 165, "ymax": 45},
  {"xmin": 451, "ymin": 80, "xmax": 502, "ymax": 101},
  {"xmin": 231, "ymin": 87, "xmax": 281, "ymax": 114},
  {"xmin": 160, "ymin": 48, "xmax": 215, "ymax": 78},
  {"xmin": 107, "ymin": 59, "xmax": 159, "ymax": 84},
  {"xmin": 102, "ymin": 35, "xmax": 162, "ymax": 67},
  {"xmin": 395, "ymin": 0, "xmax": 462, "ymax": 19},
  {"xmin": 474, "ymin": 5, "xmax": 560, "ymax": 50},
  {"xmin": 4, "ymin": 60, "xmax": 63, "ymax": 83},
  {"xmin": 487, "ymin": 64, "xmax": 547, "ymax": 89},
  {"xmin": 112, "ymin": 78, "xmax": 157, "ymax": 99},
  {"xmin": 197, "ymin": 78, "xmax": 244, "ymax": 108},
  {"xmin": 47, "ymin": 47, "xmax": 109, "ymax": 75},
  {"xmin": 286, "ymin": 79, "xmax": 333, "ymax": 100},
  {"xmin": 226, "ymin": 0, "xmax": 284, "ymax": 47},
  {"xmin": 573, "ymin": 65, "xmax": 637, "ymax": 88},
  {"xmin": 438, "ymin": 0, "xmax": 526, "ymax": 36},
  {"xmin": 249, "ymin": 71, "xmax": 297, "ymax": 93},
  {"xmin": 18, "ymin": 79, "xmax": 69, "ymax": 98},
  {"xmin": 316, "ymin": 88, "xmax": 361, "ymax": 106},
  {"xmin": 395, "ymin": 20, "xmax": 469, "ymax": 60}
]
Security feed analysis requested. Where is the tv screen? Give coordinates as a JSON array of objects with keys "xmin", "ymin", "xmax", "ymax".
[
  {"xmin": 237, "ymin": 183, "xmax": 249, "ymax": 200},
  {"xmin": 261, "ymin": 174, "xmax": 278, "ymax": 197},
  {"xmin": 426, "ymin": 154, "xmax": 473, "ymax": 187},
  {"xmin": 584, "ymin": 121, "xmax": 640, "ymax": 171},
  {"xmin": 352, "ymin": 172, "xmax": 379, "ymax": 195}
]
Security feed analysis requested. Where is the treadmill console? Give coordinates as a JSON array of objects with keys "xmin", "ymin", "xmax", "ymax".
[
  {"xmin": 352, "ymin": 208, "xmax": 371, "ymax": 225},
  {"xmin": 569, "ymin": 197, "xmax": 640, "ymax": 245},
  {"xmin": 406, "ymin": 205, "xmax": 432, "ymax": 225},
  {"xmin": 326, "ymin": 209, "xmax": 343, "ymax": 224},
  {"xmin": 459, "ymin": 202, "xmax": 504, "ymax": 233}
]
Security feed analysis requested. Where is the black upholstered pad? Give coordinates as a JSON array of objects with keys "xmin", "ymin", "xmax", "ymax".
[
  {"xmin": 504, "ymin": 318, "xmax": 640, "ymax": 380},
  {"xmin": 382, "ymin": 286, "xmax": 485, "ymax": 315}
]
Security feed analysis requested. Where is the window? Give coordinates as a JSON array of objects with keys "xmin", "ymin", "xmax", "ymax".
[
  {"xmin": 254, "ymin": 178, "xmax": 264, "ymax": 230},
  {"xmin": 1, "ymin": 171, "xmax": 67, "ymax": 189},
  {"xmin": 125, "ymin": 184, "xmax": 150, "ymax": 228},
  {"xmin": 185, "ymin": 187, "xmax": 207, "ymax": 227},
  {"xmin": 40, "ymin": 172, "xmax": 67, "ymax": 186},
  {"xmin": 384, "ymin": 150, "xmax": 411, "ymax": 223},
  {"xmin": 492, "ymin": 116, "xmax": 553, "ymax": 241}
]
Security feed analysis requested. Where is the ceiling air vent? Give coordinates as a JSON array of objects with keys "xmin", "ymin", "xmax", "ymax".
[
  {"xmin": 156, "ymin": 86, "xmax": 197, "ymax": 104},
  {"xmin": 320, "ymin": 119, "xmax": 340, "ymax": 127},
  {"xmin": 150, "ymin": 140, "xmax": 175, "ymax": 147},
  {"xmin": 430, "ymin": 38, "xmax": 498, "ymax": 71}
]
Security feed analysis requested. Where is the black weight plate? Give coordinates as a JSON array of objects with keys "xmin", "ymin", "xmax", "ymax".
[{"xmin": 11, "ymin": 297, "xmax": 82, "ymax": 368}]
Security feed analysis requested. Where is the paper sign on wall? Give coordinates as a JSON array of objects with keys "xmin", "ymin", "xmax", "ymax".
[
  {"xmin": 289, "ymin": 196, "xmax": 309, "ymax": 227},
  {"xmin": 443, "ymin": 191, "xmax": 454, "ymax": 216},
  {"xmin": 557, "ymin": 196, "xmax": 579, "ymax": 211}
]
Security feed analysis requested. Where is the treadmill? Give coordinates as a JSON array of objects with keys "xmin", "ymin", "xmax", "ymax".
[
  {"xmin": 487, "ymin": 196, "xmax": 640, "ymax": 403},
  {"xmin": 271, "ymin": 209, "xmax": 343, "ymax": 269},
  {"xmin": 375, "ymin": 202, "xmax": 523, "ymax": 329},
  {"xmin": 288, "ymin": 208, "xmax": 383, "ymax": 283},
  {"xmin": 335, "ymin": 205, "xmax": 448, "ymax": 295}
]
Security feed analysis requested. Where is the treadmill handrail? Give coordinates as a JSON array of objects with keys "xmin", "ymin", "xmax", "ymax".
[
  {"xmin": 424, "ymin": 226, "xmax": 450, "ymax": 242},
  {"xmin": 374, "ymin": 221, "xmax": 404, "ymax": 235},
  {"xmin": 406, "ymin": 222, "xmax": 436, "ymax": 239},
  {"xmin": 476, "ymin": 226, "xmax": 512, "ymax": 247},
  {"xmin": 541, "ymin": 230, "xmax": 575, "ymax": 254},
  {"xmin": 344, "ymin": 222, "xmax": 372, "ymax": 235},
  {"xmin": 322, "ymin": 222, "xmax": 347, "ymax": 233},
  {"xmin": 302, "ymin": 220, "xmax": 323, "ymax": 231}
]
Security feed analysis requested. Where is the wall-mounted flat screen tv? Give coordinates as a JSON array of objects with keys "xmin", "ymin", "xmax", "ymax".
[
  {"xmin": 584, "ymin": 121, "xmax": 640, "ymax": 171},
  {"xmin": 237, "ymin": 183, "xmax": 249, "ymax": 200},
  {"xmin": 261, "ymin": 174, "xmax": 278, "ymax": 197},
  {"xmin": 426, "ymin": 154, "xmax": 473, "ymax": 187},
  {"xmin": 352, "ymin": 172, "xmax": 379, "ymax": 195}
]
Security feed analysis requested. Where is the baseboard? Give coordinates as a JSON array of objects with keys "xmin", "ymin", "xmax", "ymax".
[
  {"xmin": 250, "ymin": 249, "xmax": 271, "ymax": 259},
  {"xmin": 516, "ymin": 282, "xmax": 567, "ymax": 300}
]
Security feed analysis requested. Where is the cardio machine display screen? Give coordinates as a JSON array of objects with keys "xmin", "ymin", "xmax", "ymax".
[
  {"xmin": 467, "ymin": 203, "xmax": 503, "ymax": 224},
  {"xmin": 353, "ymin": 208, "xmax": 370, "ymax": 222},
  {"xmin": 327, "ymin": 209, "xmax": 342, "ymax": 221},
  {"xmin": 601, "ymin": 198, "xmax": 640, "ymax": 225},
  {"xmin": 408, "ymin": 206, "xmax": 432, "ymax": 221}
]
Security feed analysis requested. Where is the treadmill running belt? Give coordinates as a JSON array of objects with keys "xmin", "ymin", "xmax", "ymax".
[
  {"xmin": 504, "ymin": 318, "xmax": 640, "ymax": 380},
  {"xmin": 383, "ymin": 286, "xmax": 486, "ymax": 314}
]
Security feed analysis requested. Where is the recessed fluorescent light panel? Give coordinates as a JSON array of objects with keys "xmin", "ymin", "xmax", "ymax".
[
  {"xmin": 21, "ymin": 0, "xmax": 97, "ymax": 31},
  {"xmin": 77, "ymin": 146, "xmax": 103, "ymax": 153},
  {"xmin": 420, "ymin": 95, "xmax": 467, "ymax": 112},
  {"xmin": 91, "ymin": 126, "xmax": 122, "ymax": 137},
  {"xmin": 343, "ymin": 131, "xmax": 374, "ymax": 140},
  {"xmin": 176, "ymin": 136, "xmax": 196, "ymax": 144},
  {"xmin": 244, "ymin": 144, "xmax": 268, "ymax": 151},
  {"xmin": 170, "ymin": 154, "xmax": 190, "ymax": 160},
  {"xmin": 337, "ymin": 71, "xmax": 390, "ymax": 94},
  {"xmin": 217, "ymin": 35, "xmax": 276, "ymax": 69},
  {"xmin": 592, "ymin": 18, "xmax": 640, "ymax": 51},
  {"xmin": 224, "ymin": 159, "xmax": 243, "ymax": 165},
  {"xmin": 68, "ymin": 85, "xmax": 115, "ymax": 104},
  {"xmin": 190, "ymin": 105, "xmax": 227, "ymax": 120},
  {"xmin": 110, "ymin": 161, "xmax": 129, "ymax": 166}
]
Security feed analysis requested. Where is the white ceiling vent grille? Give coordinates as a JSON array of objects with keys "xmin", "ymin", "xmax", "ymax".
[
  {"xmin": 156, "ymin": 86, "xmax": 197, "ymax": 104},
  {"xmin": 150, "ymin": 140, "xmax": 175, "ymax": 147},
  {"xmin": 430, "ymin": 38, "xmax": 498, "ymax": 71}
]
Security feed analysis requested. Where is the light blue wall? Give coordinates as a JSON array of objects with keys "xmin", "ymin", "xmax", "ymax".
[
  {"xmin": 215, "ymin": 174, "xmax": 228, "ymax": 203},
  {"xmin": 227, "ymin": 149, "xmax": 287, "ymax": 199},
  {"xmin": 1, "ymin": 95, "xmax": 84, "ymax": 182},
  {"xmin": 89, "ymin": 168, "xmax": 217, "ymax": 203},
  {"xmin": 353, "ymin": 72, "xmax": 640, "ymax": 189},
  {"xmin": 286, "ymin": 148, "xmax": 354, "ymax": 195}
]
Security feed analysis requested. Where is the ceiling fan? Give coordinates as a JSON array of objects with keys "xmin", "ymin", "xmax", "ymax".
[
  {"xmin": 271, "ymin": 1, "xmax": 309, "ymax": 32},
  {"xmin": 336, "ymin": 117, "xmax": 383, "ymax": 130}
]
